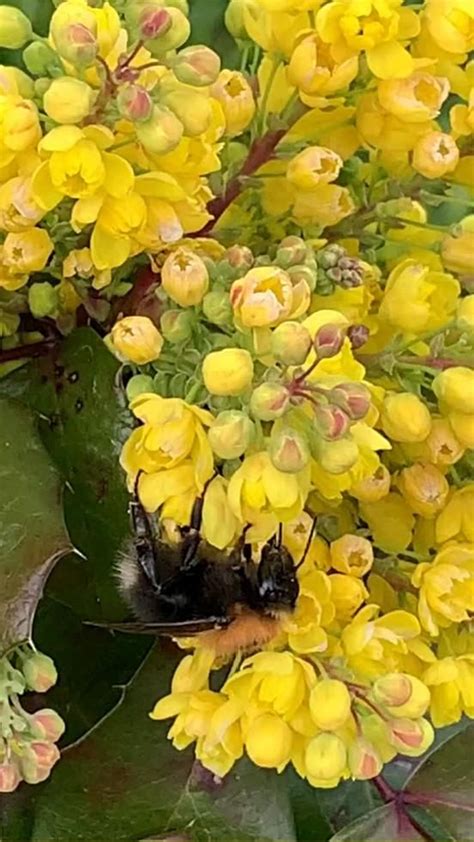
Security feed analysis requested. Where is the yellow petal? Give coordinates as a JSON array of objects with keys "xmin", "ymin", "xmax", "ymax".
[
  {"xmin": 71, "ymin": 193, "xmax": 105, "ymax": 231},
  {"xmin": 139, "ymin": 464, "xmax": 195, "ymax": 510},
  {"xmin": 366, "ymin": 42, "xmax": 414, "ymax": 80},
  {"xmin": 102, "ymin": 152, "xmax": 135, "ymax": 198},
  {"xmin": 31, "ymin": 161, "xmax": 62, "ymax": 211},
  {"xmin": 91, "ymin": 224, "xmax": 131, "ymax": 270},
  {"xmin": 39, "ymin": 125, "xmax": 83, "ymax": 153}
]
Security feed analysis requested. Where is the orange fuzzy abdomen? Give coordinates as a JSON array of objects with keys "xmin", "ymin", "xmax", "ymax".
[{"xmin": 197, "ymin": 610, "xmax": 284, "ymax": 656}]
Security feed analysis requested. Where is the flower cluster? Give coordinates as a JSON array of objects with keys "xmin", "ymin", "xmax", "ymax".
[{"xmin": 0, "ymin": 648, "xmax": 64, "ymax": 792}]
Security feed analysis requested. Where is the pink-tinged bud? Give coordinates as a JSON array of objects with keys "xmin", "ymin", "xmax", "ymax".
[
  {"xmin": 388, "ymin": 718, "xmax": 434, "ymax": 756},
  {"xmin": 271, "ymin": 321, "xmax": 312, "ymax": 366},
  {"xmin": 30, "ymin": 709, "xmax": 66, "ymax": 743},
  {"xmin": 117, "ymin": 84, "xmax": 153, "ymax": 122},
  {"xmin": 373, "ymin": 674, "xmax": 412, "ymax": 707},
  {"xmin": 173, "ymin": 45, "xmax": 221, "ymax": 86},
  {"xmin": 22, "ymin": 652, "xmax": 57, "ymax": 693},
  {"xmin": 270, "ymin": 426, "xmax": 310, "ymax": 473},
  {"xmin": 139, "ymin": 6, "xmax": 172, "ymax": 39},
  {"xmin": 314, "ymin": 323, "xmax": 346, "ymax": 359},
  {"xmin": 313, "ymin": 404, "xmax": 350, "ymax": 440},
  {"xmin": 20, "ymin": 742, "xmax": 60, "ymax": 784},
  {"xmin": 225, "ymin": 244, "xmax": 254, "ymax": 270},
  {"xmin": 348, "ymin": 738, "xmax": 382, "ymax": 780},
  {"xmin": 250, "ymin": 382, "xmax": 290, "ymax": 421},
  {"xmin": 347, "ymin": 323, "xmax": 369, "ymax": 350},
  {"xmin": 330, "ymin": 382, "xmax": 371, "ymax": 420},
  {"xmin": 0, "ymin": 763, "xmax": 21, "ymax": 793}
]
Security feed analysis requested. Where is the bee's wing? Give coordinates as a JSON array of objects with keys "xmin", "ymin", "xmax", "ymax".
[{"xmin": 86, "ymin": 617, "xmax": 230, "ymax": 636}]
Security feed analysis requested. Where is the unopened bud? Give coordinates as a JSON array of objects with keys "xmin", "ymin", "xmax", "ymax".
[
  {"xmin": 20, "ymin": 742, "xmax": 60, "ymax": 784},
  {"xmin": 0, "ymin": 763, "xmax": 21, "ymax": 793},
  {"xmin": 161, "ymin": 86, "xmax": 212, "ymax": 137},
  {"xmin": 23, "ymin": 42, "xmax": 60, "ymax": 76},
  {"xmin": 117, "ymin": 84, "xmax": 153, "ymax": 122},
  {"xmin": 43, "ymin": 77, "xmax": 95, "ymax": 125},
  {"xmin": 314, "ymin": 323, "xmax": 346, "ymax": 359},
  {"xmin": 139, "ymin": 5, "xmax": 172, "ymax": 39},
  {"xmin": 160, "ymin": 308, "xmax": 193, "ymax": 343},
  {"xmin": 317, "ymin": 244, "xmax": 345, "ymax": 270},
  {"xmin": 144, "ymin": 7, "xmax": 190, "ymax": 55},
  {"xmin": 351, "ymin": 464, "xmax": 391, "ymax": 503},
  {"xmin": 270, "ymin": 424, "xmax": 310, "ymax": 473},
  {"xmin": 208, "ymin": 410, "xmax": 253, "ymax": 459},
  {"xmin": 276, "ymin": 236, "xmax": 307, "ymax": 268},
  {"xmin": 330, "ymin": 382, "xmax": 371, "ymax": 420},
  {"xmin": 389, "ymin": 718, "xmax": 434, "ymax": 756},
  {"xmin": 225, "ymin": 244, "xmax": 253, "ymax": 270},
  {"xmin": 347, "ymin": 323, "xmax": 370, "ymax": 350},
  {"xmin": 373, "ymin": 674, "xmax": 412, "ymax": 707},
  {"xmin": 271, "ymin": 321, "xmax": 312, "ymax": 366},
  {"xmin": 0, "ymin": 6, "xmax": 32, "ymax": 49},
  {"xmin": 225, "ymin": 0, "xmax": 254, "ymax": 39},
  {"xmin": 162, "ymin": 247, "xmax": 209, "ymax": 307},
  {"xmin": 313, "ymin": 404, "xmax": 350, "ymax": 440},
  {"xmin": 348, "ymin": 738, "xmax": 382, "ymax": 780},
  {"xmin": 28, "ymin": 282, "xmax": 58, "ymax": 319},
  {"xmin": 318, "ymin": 437, "xmax": 359, "ymax": 474},
  {"xmin": 22, "ymin": 652, "xmax": 57, "ymax": 693},
  {"xmin": 202, "ymin": 289, "xmax": 233, "ymax": 326},
  {"xmin": 309, "ymin": 679, "xmax": 352, "ymax": 730},
  {"xmin": 173, "ymin": 45, "xmax": 221, "ymax": 86},
  {"xmin": 55, "ymin": 23, "xmax": 97, "ymax": 67},
  {"xmin": 30, "ymin": 709, "xmax": 66, "ymax": 743},
  {"xmin": 107, "ymin": 315, "xmax": 164, "ymax": 364},
  {"xmin": 375, "ymin": 674, "xmax": 430, "ymax": 719},
  {"xmin": 287, "ymin": 263, "xmax": 316, "ymax": 292},
  {"xmin": 250, "ymin": 382, "xmax": 290, "ymax": 421},
  {"xmin": 136, "ymin": 104, "xmax": 183, "ymax": 155}
]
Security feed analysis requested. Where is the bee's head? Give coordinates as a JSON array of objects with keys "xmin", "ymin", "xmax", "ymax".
[{"xmin": 257, "ymin": 541, "xmax": 299, "ymax": 611}]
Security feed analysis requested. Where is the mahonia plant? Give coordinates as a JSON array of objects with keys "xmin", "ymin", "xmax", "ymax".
[{"xmin": 0, "ymin": 0, "xmax": 473, "ymax": 794}]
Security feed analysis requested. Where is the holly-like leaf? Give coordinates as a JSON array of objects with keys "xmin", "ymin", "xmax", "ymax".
[
  {"xmin": 0, "ymin": 398, "xmax": 71, "ymax": 657},
  {"xmin": 329, "ymin": 803, "xmax": 426, "ymax": 842},
  {"xmin": 188, "ymin": 0, "xmax": 239, "ymax": 68}
]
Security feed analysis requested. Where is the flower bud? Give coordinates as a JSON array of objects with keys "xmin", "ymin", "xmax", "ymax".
[
  {"xmin": 208, "ymin": 410, "xmax": 253, "ymax": 459},
  {"xmin": 314, "ymin": 323, "xmax": 346, "ymax": 359},
  {"xmin": 351, "ymin": 464, "xmax": 391, "ymax": 503},
  {"xmin": 202, "ymin": 348, "xmax": 254, "ymax": 396},
  {"xmin": 30, "ymin": 709, "xmax": 66, "ymax": 742},
  {"xmin": 43, "ymin": 77, "xmax": 95, "ymax": 125},
  {"xmin": 313, "ymin": 404, "xmax": 350, "ymax": 441},
  {"xmin": 202, "ymin": 289, "xmax": 233, "ymax": 326},
  {"xmin": 20, "ymin": 742, "xmax": 60, "ymax": 784},
  {"xmin": 22, "ymin": 652, "xmax": 58, "ymax": 692},
  {"xmin": 161, "ymin": 247, "xmax": 209, "ymax": 307},
  {"xmin": 125, "ymin": 374, "xmax": 155, "ymax": 401},
  {"xmin": 348, "ymin": 738, "xmax": 382, "ymax": 780},
  {"xmin": 245, "ymin": 713, "xmax": 292, "ymax": 769},
  {"xmin": 160, "ymin": 308, "xmax": 193, "ymax": 343},
  {"xmin": 269, "ymin": 425, "xmax": 310, "ymax": 473},
  {"xmin": 271, "ymin": 321, "xmax": 312, "ymax": 366},
  {"xmin": 347, "ymin": 323, "xmax": 370, "ymax": 350},
  {"xmin": 23, "ymin": 42, "xmax": 60, "ymax": 76},
  {"xmin": 161, "ymin": 86, "xmax": 212, "ymax": 137},
  {"xmin": 139, "ymin": 5, "xmax": 172, "ymax": 39},
  {"xmin": 425, "ymin": 418, "xmax": 464, "ymax": 466},
  {"xmin": 457, "ymin": 295, "xmax": 474, "ymax": 333},
  {"xmin": 0, "ymin": 6, "xmax": 32, "ymax": 49},
  {"xmin": 225, "ymin": 244, "xmax": 253, "ymax": 269},
  {"xmin": 225, "ymin": 0, "xmax": 255, "ymax": 38},
  {"xmin": 276, "ymin": 236, "xmax": 307, "ymax": 268},
  {"xmin": 144, "ymin": 7, "xmax": 190, "ymax": 55},
  {"xmin": 412, "ymin": 132, "xmax": 459, "ymax": 179},
  {"xmin": 317, "ymin": 244, "xmax": 346, "ymax": 270},
  {"xmin": 388, "ymin": 717, "xmax": 434, "ymax": 756},
  {"xmin": 305, "ymin": 733, "xmax": 347, "ymax": 784},
  {"xmin": 53, "ymin": 23, "xmax": 97, "ymax": 67},
  {"xmin": 107, "ymin": 316, "xmax": 164, "ymax": 364},
  {"xmin": 172, "ymin": 45, "xmax": 221, "ymax": 86},
  {"xmin": 250, "ymin": 382, "xmax": 290, "ymax": 421},
  {"xmin": 318, "ymin": 437, "xmax": 359, "ymax": 474},
  {"xmin": 309, "ymin": 679, "xmax": 351, "ymax": 731},
  {"xmin": 28, "ymin": 282, "xmax": 59, "ymax": 319},
  {"xmin": 330, "ymin": 573, "xmax": 368, "ymax": 618},
  {"xmin": 136, "ymin": 104, "xmax": 183, "ymax": 155},
  {"xmin": 449, "ymin": 411, "xmax": 474, "ymax": 448},
  {"xmin": 330, "ymin": 534, "xmax": 373, "ymax": 577},
  {"xmin": 330, "ymin": 383, "xmax": 371, "ymax": 421},
  {"xmin": 287, "ymin": 146, "xmax": 343, "ymax": 190},
  {"xmin": 374, "ymin": 674, "xmax": 430, "ymax": 718},
  {"xmin": 433, "ymin": 366, "xmax": 474, "ymax": 415},
  {"xmin": 398, "ymin": 463, "xmax": 449, "ymax": 517},
  {"xmin": 381, "ymin": 392, "xmax": 432, "ymax": 443},
  {"xmin": 117, "ymin": 84, "xmax": 153, "ymax": 122},
  {"xmin": 211, "ymin": 69, "xmax": 256, "ymax": 137},
  {"xmin": 0, "ymin": 763, "xmax": 21, "ymax": 793},
  {"xmin": 441, "ymin": 229, "xmax": 474, "ymax": 275}
]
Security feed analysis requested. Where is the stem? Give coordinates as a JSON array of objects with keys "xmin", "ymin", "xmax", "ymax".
[
  {"xmin": 119, "ymin": 40, "xmax": 144, "ymax": 69},
  {"xmin": 403, "ymin": 792, "xmax": 474, "ymax": 812},
  {"xmin": 357, "ymin": 352, "xmax": 474, "ymax": 372},
  {"xmin": 373, "ymin": 775, "xmax": 396, "ymax": 802},
  {"xmin": 258, "ymin": 57, "xmax": 281, "ymax": 133},
  {"xmin": 240, "ymin": 44, "xmax": 250, "ymax": 72},
  {"xmin": 0, "ymin": 337, "xmax": 58, "ymax": 365}
]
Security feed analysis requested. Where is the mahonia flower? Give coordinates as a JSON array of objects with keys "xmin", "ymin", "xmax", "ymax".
[{"xmin": 412, "ymin": 544, "xmax": 474, "ymax": 635}]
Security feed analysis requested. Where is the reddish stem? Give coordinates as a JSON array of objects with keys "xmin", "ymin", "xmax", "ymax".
[
  {"xmin": 109, "ymin": 265, "xmax": 160, "ymax": 322},
  {"xmin": 119, "ymin": 40, "xmax": 144, "ymax": 70},
  {"xmin": 404, "ymin": 792, "xmax": 474, "ymax": 812},
  {"xmin": 0, "ymin": 338, "xmax": 58, "ymax": 365},
  {"xmin": 358, "ymin": 353, "xmax": 474, "ymax": 371}
]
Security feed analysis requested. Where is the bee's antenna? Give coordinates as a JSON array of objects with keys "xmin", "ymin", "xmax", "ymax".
[
  {"xmin": 278, "ymin": 523, "xmax": 283, "ymax": 549},
  {"xmin": 295, "ymin": 517, "xmax": 317, "ymax": 571},
  {"xmin": 130, "ymin": 470, "xmax": 160, "ymax": 590}
]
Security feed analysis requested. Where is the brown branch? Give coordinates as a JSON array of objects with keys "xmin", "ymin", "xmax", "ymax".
[
  {"xmin": 0, "ymin": 337, "xmax": 59, "ymax": 365},
  {"xmin": 109, "ymin": 265, "xmax": 161, "ymax": 323}
]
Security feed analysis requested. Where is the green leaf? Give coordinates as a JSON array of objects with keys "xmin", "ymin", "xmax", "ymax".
[
  {"xmin": 30, "ymin": 646, "xmax": 297, "ymax": 842},
  {"xmin": 317, "ymin": 779, "xmax": 381, "ymax": 835},
  {"xmin": 329, "ymin": 803, "xmax": 426, "ymax": 842},
  {"xmin": 188, "ymin": 0, "xmax": 239, "ymax": 68},
  {"xmin": 0, "ymin": 397, "xmax": 71, "ymax": 656}
]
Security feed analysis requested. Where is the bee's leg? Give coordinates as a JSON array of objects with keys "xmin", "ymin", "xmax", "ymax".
[
  {"xmin": 180, "ymin": 476, "xmax": 215, "ymax": 569},
  {"xmin": 295, "ymin": 516, "xmax": 318, "ymax": 571},
  {"xmin": 130, "ymin": 481, "xmax": 160, "ymax": 591}
]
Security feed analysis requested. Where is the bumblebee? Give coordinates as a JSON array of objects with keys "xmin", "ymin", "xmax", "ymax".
[{"xmin": 115, "ymin": 478, "xmax": 313, "ymax": 656}]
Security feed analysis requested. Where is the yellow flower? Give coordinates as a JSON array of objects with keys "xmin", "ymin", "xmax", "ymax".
[
  {"xmin": 304, "ymin": 732, "xmax": 348, "ymax": 788},
  {"xmin": 315, "ymin": 0, "xmax": 421, "ymax": 79},
  {"xmin": 342, "ymin": 606, "xmax": 421, "ymax": 678},
  {"xmin": 243, "ymin": 4, "xmax": 309, "ymax": 57},
  {"xmin": 450, "ymin": 88, "xmax": 474, "ymax": 137},
  {"xmin": 329, "ymin": 573, "xmax": 368, "ymax": 619},
  {"xmin": 1, "ymin": 97, "xmax": 41, "ymax": 153},
  {"xmin": 457, "ymin": 294, "xmax": 474, "ymax": 332},
  {"xmin": 412, "ymin": 131, "xmax": 459, "ymax": 179},
  {"xmin": 43, "ymin": 77, "xmax": 96, "ymax": 125},
  {"xmin": 224, "ymin": 650, "xmax": 316, "ymax": 721},
  {"xmin": 2, "ymin": 227, "xmax": 53, "ymax": 274},
  {"xmin": 283, "ymin": 512, "xmax": 331, "ymax": 572},
  {"xmin": 106, "ymin": 316, "xmax": 164, "ymax": 365},
  {"xmin": 293, "ymin": 184, "xmax": 355, "ymax": 227},
  {"xmin": 62, "ymin": 247, "xmax": 111, "ymax": 290},
  {"xmin": 230, "ymin": 266, "xmax": 310, "ymax": 328},
  {"xmin": 398, "ymin": 463, "xmax": 450, "ymax": 518},
  {"xmin": 201, "ymin": 475, "xmax": 240, "ymax": 550},
  {"xmin": 441, "ymin": 216, "xmax": 474, "ymax": 274},
  {"xmin": 436, "ymin": 485, "xmax": 474, "ymax": 544},
  {"xmin": 351, "ymin": 464, "xmax": 391, "ymax": 503},
  {"xmin": 433, "ymin": 366, "xmax": 474, "ymax": 415},
  {"xmin": 287, "ymin": 146, "xmax": 342, "ymax": 190},
  {"xmin": 423, "ymin": 655, "xmax": 474, "ymax": 726},
  {"xmin": 0, "ymin": 175, "xmax": 43, "ymax": 232},
  {"xmin": 360, "ymin": 492, "xmax": 415, "ymax": 553},
  {"xmin": 283, "ymin": 568, "xmax": 334, "ymax": 652},
  {"xmin": 210, "ymin": 70, "xmax": 255, "ymax": 137},
  {"xmin": 373, "ymin": 673, "xmax": 430, "ymax": 718},
  {"xmin": 356, "ymin": 92, "xmax": 432, "ymax": 152},
  {"xmin": 378, "ymin": 73, "xmax": 450, "ymax": 123},
  {"xmin": 0, "ymin": 6, "xmax": 32, "ymax": 49},
  {"xmin": 412, "ymin": 543, "xmax": 474, "ymax": 635},
  {"xmin": 379, "ymin": 259, "xmax": 460, "ymax": 333},
  {"xmin": 330, "ymin": 534, "xmax": 374, "ymax": 577},
  {"xmin": 449, "ymin": 412, "xmax": 474, "ymax": 449},
  {"xmin": 424, "ymin": 0, "xmax": 474, "ymax": 55},
  {"xmin": 161, "ymin": 247, "xmax": 209, "ymax": 307},
  {"xmin": 424, "ymin": 417, "xmax": 465, "ymax": 467},
  {"xmin": 287, "ymin": 32, "xmax": 358, "ymax": 98},
  {"xmin": 381, "ymin": 392, "xmax": 432, "ymax": 442},
  {"xmin": 309, "ymin": 679, "xmax": 351, "ymax": 731},
  {"xmin": 202, "ymin": 348, "xmax": 254, "ymax": 397},
  {"xmin": 245, "ymin": 713, "xmax": 293, "ymax": 769},
  {"xmin": 228, "ymin": 451, "xmax": 311, "ymax": 527}
]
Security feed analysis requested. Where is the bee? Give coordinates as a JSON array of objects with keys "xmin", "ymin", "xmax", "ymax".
[{"xmin": 114, "ymin": 477, "xmax": 315, "ymax": 656}]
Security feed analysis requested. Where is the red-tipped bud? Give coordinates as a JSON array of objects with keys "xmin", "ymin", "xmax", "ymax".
[
  {"xmin": 271, "ymin": 321, "xmax": 312, "ymax": 366},
  {"xmin": 54, "ymin": 22, "xmax": 98, "ymax": 67},
  {"xmin": 225, "ymin": 244, "xmax": 254, "ymax": 270},
  {"xmin": 314, "ymin": 323, "xmax": 346, "ymax": 359},
  {"xmin": 173, "ymin": 45, "xmax": 221, "ymax": 86},
  {"xmin": 250, "ymin": 382, "xmax": 290, "ymax": 421},
  {"xmin": 348, "ymin": 738, "xmax": 383, "ymax": 780},
  {"xmin": 0, "ymin": 763, "xmax": 21, "ymax": 793},
  {"xmin": 30, "ymin": 709, "xmax": 66, "ymax": 743},
  {"xmin": 117, "ymin": 84, "xmax": 153, "ymax": 122},
  {"xmin": 388, "ymin": 718, "xmax": 434, "ymax": 756},
  {"xmin": 373, "ymin": 674, "xmax": 412, "ymax": 707},
  {"xmin": 22, "ymin": 652, "xmax": 57, "ymax": 693},
  {"xmin": 330, "ymin": 382, "xmax": 371, "ymax": 420},
  {"xmin": 139, "ymin": 6, "xmax": 172, "ymax": 39},
  {"xmin": 313, "ymin": 404, "xmax": 350, "ymax": 440},
  {"xmin": 270, "ymin": 426, "xmax": 310, "ymax": 473},
  {"xmin": 347, "ymin": 323, "xmax": 369, "ymax": 350},
  {"xmin": 374, "ymin": 674, "xmax": 431, "ymax": 718},
  {"xmin": 20, "ymin": 741, "xmax": 60, "ymax": 784}
]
